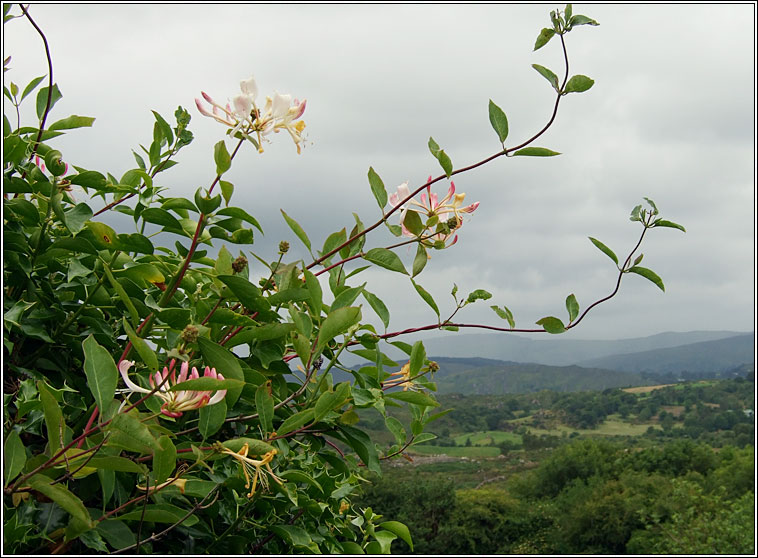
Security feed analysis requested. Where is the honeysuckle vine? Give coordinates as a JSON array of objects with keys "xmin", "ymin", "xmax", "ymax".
[{"xmin": 4, "ymin": 4, "xmax": 685, "ymax": 555}]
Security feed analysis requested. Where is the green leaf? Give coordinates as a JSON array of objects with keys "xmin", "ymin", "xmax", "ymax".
[
  {"xmin": 4, "ymin": 430, "xmax": 26, "ymax": 485},
  {"xmin": 535, "ymin": 316, "xmax": 566, "ymax": 334},
  {"xmin": 316, "ymin": 306, "xmax": 362, "ymax": 356},
  {"xmin": 488, "ymin": 99, "xmax": 509, "ymax": 144},
  {"xmin": 411, "ymin": 244, "xmax": 428, "ymax": 278},
  {"xmin": 653, "ymin": 219, "xmax": 686, "ymax": 233},
  {"xmin": 466, "ymin": 289, "xmax": 492, "ymax": 304},
  {"xmin": 278, "ymin": 470, "xmax": 323, "ymax": 494},
  {"xmin": 563, "ymin": 74, "xmax": 594, "ymax": 94},
  {"xmin": 121, "ymin": 319, "xmax": 158, "ymax": 372},
  {"xmin": 511, "ymin": 147, "xmax": 561, "ymax": 157},
  {"xmin": 35, "ymin": 84, "xmax": 62, "ymax": 120},
  {"xmin": 194, "ymin": 188, "xmax": 221, "ymax": 215},
  {"xmin": 220, "ymin": 437, "xmax": 275, "ymax": 456},
  {"xmin": 21, "ymin": 75, "xmax": 46, "ymax": 102},
  {"xmin": 63, "ymin": 203, "xmax": 93, "ymax": 234},
  {"xmin": 255, "ymin": 381, "xmax": 274, "ymax": 437},
  {"xmin": 96, "ymin": 521, "xmax": 135, "ymax": 550},
  {"xmin": 169, "ymin": 377, "xmax": 244, "ymax": 393},
  {"xmin": 379, "ymin": 521, "xmax": 414, "ymax": 551},
  {"xmin": 534, "ymin": 27, "xmax": 556, "ymax": 50},
  {"xmin": 372, "ymin": 530, "xmax": 397, "ymax": 554},
  {"xmin": 81, "ymin": 456, "xmax": 147, "ymax": 474},
  {"xmin": 38, "ymin": 380, "xmax": 65, "ymax": 454},
  {"xmin": 531, "ymin": 64, "xmax": 560, "ymax": 91},
  {"xmin": 408, "ymin": 340, "xmax": 426, "ymax": 377},
  {"xmin": 280, "ymin": 209, "xmax": 311, "ymax": 251},
  {"xmin": 569, "ymin": 14, "xmax": 599, "ymax": 27},
  {"xmin": 331, "ymin": 284, "xmax": 365, "ymax": 311},
  {"xmin": 70, "ymin": 170, "xmax": 106, "ymax": 190},
  {"xmin": 217, "ymin": 275, "xmax": 269, "ymax": 313},
  {"xmin": 411, "ymin": 279, "xmax": 439, "ymax": 318},
  {"xmin": 362, "ymin": 290, "xmax": 390, "ymax": 329},
  {"xmin": 272, "ymin": 525, "xmax": 312, "ymax": 548},
  {"xmin": 48, "ymin": 115, "xmax": 95, "ymax": 131},
  {"xmin": 428, "ymin": 136, "xmax": 453, "ymax": 177},
  {"xmin": 490, "ymin": 305, "xmax": 515, "ymax": 328},
  {"xmin": 402, "ymin": 210, "xmax": 423, "ymax": 236},
  {"xmin": 565, "ymin": 293, "xmax": 580, "ymax": 323},
  {"xmin": 627, "ymin": 266, "xmax": 665, "ymax": 292},
  {"xmin": 27, "ymin": 475, "xmax": 92, "ymax": 527},
  {"xmin": 197, "ymin": 338, "xmax": 245, "ymax": 407},
  {"xmin": 82, "ymin": 335, "xmax": 119, "ymax": 415},
  {"xmin": 141, "ymin": 207, "xmax": 183, "ymax": 230},
  {"xmin": 117, "ymin": 504, "xmax": 199, "ymax": 526},
  {"xmin": 267, "ymin": 288, "xmax": 311, "ymax": 306},
  {"xmin": 153, "ymin": 436, "xmax": 176, "ymax": 484},
  {"xmin": 340, "ymin": 542, "xmax": 365, "ymax": 554},
  {"xmin": 338, "ymin": 425, "xmax": 380, "ymax": 473},
  {"xmin": 313, "ymin": 382, "xmax": 351, "ymax": 424},
  {"xmin": 303, "ymin": 269, "xmax": 323, "ymax": 317},
  {"xmin": 219, "ymin": 180, "xmax": 234, "ymax": 207},
  {"xmin": 216, "ymin": 207, "xmax": 263, "ymax": 232},
  {"xmin": 588, "ymin": 236, "xmax": 619, "ymax": 265},
  {"xmin": 385, "ymin": 391, "xmax": 439, "ymax": 408},
  {"xmin": 277, "ymin": 408, "xmax": 315, "ymax": 436},
  {"xmin": 198, "ymin": 399, "xmax": 227, "ymax": 439},
  {"xmin": 385, "ymin": 416, "xmax": 407, "ymax": 446},
  {"xmin": 107, "ymin": 413, "xmax": 160, "ymax": 453},
  {"xmin": 213, "ymin": 140, "xmax": 231, "ymax": 175},
  {"xmin": 152, "ymin": 110, "xmax": 174, "ymax": 145},
  {"xmin": 364, "ymin": 247, "xmax": 408, "ymax": 275},
  {"xmin": 368, "ymin": 166, "xmax": 388, "ymax": 208}
]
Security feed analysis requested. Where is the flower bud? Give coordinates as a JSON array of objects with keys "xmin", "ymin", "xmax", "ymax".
[
  {"xmin": 181, "ymin": 324, "xmax": 199, "ymax": 344},
  {"xmin": 278, "ymin": 241, "xmax": 290, "ymax": 254},
  {"xmin": 232, "ymin": 255, "xmax": 248, "ymax": 274}
]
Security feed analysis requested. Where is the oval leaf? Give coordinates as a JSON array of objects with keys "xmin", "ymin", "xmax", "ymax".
[
  {"xmin": 563, "ymin": 74, "xmax": 595, "ymax": 94},
  {"xmin": 588, "ymin": 236, "xmax": 619, "ymax": 265},
  {"xmin": 535, "ymin": 316, "xmax": 566, "ymax": 334},
  {"xmin": 627, "ymin": 266, "xmax": 665, "ymax": 292},
  {"xmin": 565, "ymin": 293, "xmax": 580, "ymax": 323},
  {"xmin": 368, "ymin": 167, "xmax": 387, "ymax": 209},
  {"xmin": 512, "ymin": 147, "xmax": 561, "ymax": 157},
  {"xmin": 364, "ymin": 248, "xmax": 408, "ymax": 275},
  {"xmin": 83, "ymin": 335, "xmax": 119, "ymax": 416},
  {"xmin": 488, "ymin": 99, "xmax": 509, "ymax": 144}
]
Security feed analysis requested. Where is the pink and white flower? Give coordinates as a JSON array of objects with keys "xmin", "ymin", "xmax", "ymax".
[
  {"xmin": 119, "ymin": 360, "xmax": 227, "ymax": 418},
  {"xmin": 389, "ymin": 177, "xmax": 479, "ymax": 248},
  {"xmin": 196, "ymin": 75, "xmax": 307, "ymax": 153}
]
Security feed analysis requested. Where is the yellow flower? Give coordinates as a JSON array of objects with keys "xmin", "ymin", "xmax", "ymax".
[
  {"xmin": 221, "ymin": 443, "xmax": 282, "ymax": 498},
  {"xmin": 136, "ymin": 477, "xmax": 187, "ymax": 495},
  {"xmin": 384, "ymin": 363, "xmax": 413, "ymax": 391}
]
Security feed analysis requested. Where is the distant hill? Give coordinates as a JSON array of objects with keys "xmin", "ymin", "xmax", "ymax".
[
  {"xmin": 336, "ymin": 331, "xmax": 754, "ymax": 395},
  {"xmin": 414, "ymin": 330, "xmax": 751, "ymax": 366},
  {"xmin": 577, "ymin": 333, "xmax": 755, "ymax": 375},
  {"xmin": 428, "ymin": 357, "xmax": 652, "ymax": 395}
]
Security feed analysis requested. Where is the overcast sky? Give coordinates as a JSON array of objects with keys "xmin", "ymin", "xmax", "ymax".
[{"xmin": 4, "ymin": 3, "xmax": 755, "ymax": 344}]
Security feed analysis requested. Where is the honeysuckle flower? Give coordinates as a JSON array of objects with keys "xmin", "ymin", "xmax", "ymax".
[
  {"xmin": 389, "ymin": 178, "xmax": 479, "ymax": 248},
  {"xmin": 259, "ymin": 92, "xmax": 307, "ymax": 153},
  {"xmin": 384, "ymin": 363, "xmax": 415, "ymax": 391},
  {"xmin": 136, "ymin": 477, "xmax": 187, "ymax": 494},
  {"xmin": 118, "ymin": 360, "xmax": 227, "ymax": 418},
  {"xmin": 220, "ymin": 443, "xmax": 282, "ymax": 498},
  {"xmin": 196, "ymin": 75, "xmax": 307, "ymax": 153}
]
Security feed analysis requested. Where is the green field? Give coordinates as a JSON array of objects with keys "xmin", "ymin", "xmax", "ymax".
[
  {"xmin": 454, "ymin": 431, "xmax": 522, "ymax": 446},
  {"xmin": 408, "ymin": 445, "xmax": 502, "ymax": 458},
  {"xmin": 524, "ymin": 415, "xmax": 661, "ymax": 437}
]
